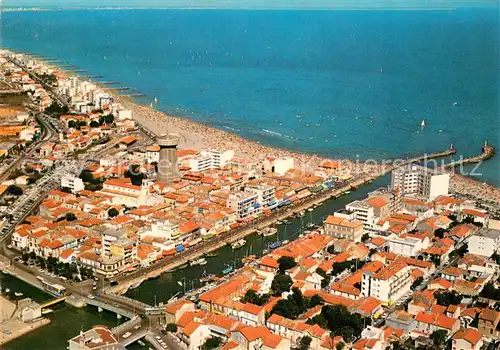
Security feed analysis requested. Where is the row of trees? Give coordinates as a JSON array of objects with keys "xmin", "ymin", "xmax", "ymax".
[{"xmin": 21, "ymin": 252, "xmax": 93, "ymax": 281}]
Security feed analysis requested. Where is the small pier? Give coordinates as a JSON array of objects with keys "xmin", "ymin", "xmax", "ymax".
[
  {"xmin": 443, "ymin": 142, "xmax": 495, "ymax": 169},
  {"xmin": 122, "ymin": 93, "xmax": 145, "ymax": 97},
  {"xmin": 100, "ymin": 81, "xmax": 120, "ymax": 85},
  {"xmin": 112, "ymin": 87, "xmax": 130, "ymax": 91}
]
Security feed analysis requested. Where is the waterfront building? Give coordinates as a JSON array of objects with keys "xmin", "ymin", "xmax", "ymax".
[
  {"xmin": 468, "ymin": 228, "xmax": 500, "ymax": 257},
  {"xmin": 390, "ymin": 164, "xmax": 450, "ymax": 201},
  {"xmin": 227, "ymin": 191, "xmax": 261, "ymax": 220},
  {"xmin": 324, "ymin": 214, "xmax": 364, "ymax": 242},
  {"xmin": 68, "ymin": 326, "xmax": 125, "ymax": 350},
  {"xmin": 201, "ymin": 149, "xmax": 234, "ymax": 168},
  {"xmin": 262, "ymin": 156, "xmax": 295, "ymax": 176},
  {"xmin": 361, "ymin": 261, "xmax": 412, "ymax": 305},
  {"xmin": 345, "ymin": 200, "xmax": 377, "ymax": 232},
  {"xmin": 245, "ymin": 184, "xmax": 278, "ymax": 211}
]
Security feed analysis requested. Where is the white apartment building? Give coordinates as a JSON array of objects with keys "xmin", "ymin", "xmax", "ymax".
[
  {"xmin": 142, "ymin": 220, "xmax": 180, "ymax": 241},
  {"xmin": 245, "ymin": 184, "xmax": 278, "ymax": 210},
  {"xmin": 346, "ymin": 200, "xmax": 377, "ymax": 232},
  {"xmin": 189, "ymin": 155, "xmax": 213, "ymax": 172},
  {"xmin": 391, "ymin": 164, "xmax": 450, "ymax": 200},
  {"xmin": 468, "ymin": 228, "xmax": 500, "ymax": 257},
  {"xmin": 61, "ymin": 175, "xmax": 85, "ymax": 193},
  {"xmin": 387, "ymin": 233, "xmax": 430, "ymax": 257},
  {"xmin": 227, "ymin": 192, "xmax": 261, "ymax": 220},
  {"xmin": 361, "ymin": 261, "xmax": 412, "ymax": 305},
  {"xmin": 201, "ymin": 149, "xmax": 234, "ymax": 168}
]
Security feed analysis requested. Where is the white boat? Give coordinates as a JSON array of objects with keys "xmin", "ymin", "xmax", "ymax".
[
  {"xmin": 14, "ymin": 292, "xmax": 23, "ymax": 297},
  {"xmin": 231, "ymin": 239, "xmax": 246, "ymax": 249},
  {"xmin": 262, "ymin": 227, "xmax": 278, "ymax": 237},
  {"xmin": 190, "ymin": 257, "xmax": 207, "ymax": 266},
  {"xmin": 41, "ymin": 308, "xmax": 53, "ymax": 315},
  {"xmin": 138, "ymin": 340, "xmax": 146, "ymax": 346},
  {"xmin": 282, "ymin": 240, "xmax": 289, "ymax": 245},
  {"xmin": 154, "ymin": 96, "xmax": 158, "ymax": 104},
  {"xmin": 5, "ymin": 288, "xmax": 10, "ymax": 293},
  {"xmin": 421, "ymin": 120, "xmax": 426, "ymax": 128},
  {"xmin": 297, "ymin": 211, "xmax": 305, "ymax": 217},
  {"xmin": 307, "ymin": 208, "xmax": 314, "ymax": 212}
]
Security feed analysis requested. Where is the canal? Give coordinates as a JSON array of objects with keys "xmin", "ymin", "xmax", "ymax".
[
  {"xmin": 125, "ymin": 175, "xmax": 390, "ymax": 305},
  {"xmin": 0, "ymin": 175, "xmax": 389, "ymax": 349}
]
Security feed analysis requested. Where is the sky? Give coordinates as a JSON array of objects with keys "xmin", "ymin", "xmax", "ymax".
[{"xmin": 1, "ymin": 0, "xmax": 498, "ymax": 10}]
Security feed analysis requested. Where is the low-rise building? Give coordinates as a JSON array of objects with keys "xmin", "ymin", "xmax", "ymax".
[
  {"xmin": 324, "ymin": 214, "xmax": 364, "ymax": 242},
  {"xmin": 361, "ymin": 261, "xmax": 412, "ymax": 305}
]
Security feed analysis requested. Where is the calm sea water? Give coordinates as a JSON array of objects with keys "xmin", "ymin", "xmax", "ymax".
[{"xmin": 1, "ymin": 9, "xmax": 498, "ymax": 185}]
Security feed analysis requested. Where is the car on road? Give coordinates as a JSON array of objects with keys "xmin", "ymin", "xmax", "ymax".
[
  {"xmin": 122, "ymin": 332, "xmax": 131, "ymax": 339},
  {"xmin": 134, "ymin": 325, "xmax": 141, "ymax": 330},
  {"xmin": 155, "ymin": 336, "xmax": 161, "ymax": 340}
]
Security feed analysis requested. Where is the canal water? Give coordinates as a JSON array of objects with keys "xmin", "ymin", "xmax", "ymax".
[
  {"xmin": 125, "ymin": 175, "xmax": 390, "ymax": 305},
  {"xmin": 0, "ymin": 175, "xmax": 389, "ymax": 349}
]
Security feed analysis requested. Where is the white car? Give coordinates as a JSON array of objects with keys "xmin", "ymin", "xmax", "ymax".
[
  {"xmin": 122, "ymin": 332, "xmax": 131, "ymax": 339},
  {"xmin": 134, "ymin": 325, "xmax": 141, "ymax": 330},
  {"xmin": 155, "ymin": 336, "xmax": 161, "ymax": 340}
]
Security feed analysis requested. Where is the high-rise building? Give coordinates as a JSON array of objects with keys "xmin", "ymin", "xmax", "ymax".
[{"xmin": 390, "ymin": 164, "xmax": 449, "ymax": 200}]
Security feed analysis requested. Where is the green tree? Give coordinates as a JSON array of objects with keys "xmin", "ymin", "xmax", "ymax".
[
  {"xmin": 6, "ymin": 185, "xmax": 23, "ymax": 196},
  {"xmin": 278, "ymin": 256, "xmax": 296, "ymax": 273},
  {"xmin": 411, "ymin": 277, "xmax": 423, "ymax": 290},
  {"xmin": 336, "ymin": 342, "xmax": 345, "ymax": 350},
  {"xmin": 65, "ymin": 212, "xmax": 77, "ymax": 221},
  {"xmin": 29, "ymin": 252, "xmax": 36, "ymax": 260},
  {"xmin": 296, "ymin": 336, "xmax": 312, "ymax": 350},
  {"xmin": 434, "ymin": 228, "xmax": 447, "ymax": 239},
  {"xmin": 361, "ymin": 233, "xmax": 370, "ymax": 243},
  {"xmin": 108, "ymin": 208, "xmax": 119, "ymax": 218},
  {"xmin": 242, "ymin": 289, "xmax": 269, "ymax": 306},
  {"xmin": 21, "ymin": 253, "xmax": 30, "ymax": 262},
  {"xmin": 166, "ymin": 323, "xmax": 178, "ymax": 332},
  {"xmin": 309, "ymin": 294, "xmax": 324, "ymax": 308},
  {"xmin": 316, "ymin": 268, "xmax": 331, "ymax": 288},
  {"xmin": 99, "ymin": 114, "xmax": 114, "ymax": 125},
  {"xmin": 201, "ymin": 337, "xmax": 221, "ymax": 350},
  {"xmin": 89, "ymin": 120, "xmax": 100, "ymax": 128},
  {"xmin": 436, "ymin": 291, "xmax": 462, "ymax": 306},
  {"xmin": 271, "ymin": 273, "xmax": 293, "ymax": 296},
  {"xmin": 430, "ymin": 329, "xmax": 447, "ymax": 348}
]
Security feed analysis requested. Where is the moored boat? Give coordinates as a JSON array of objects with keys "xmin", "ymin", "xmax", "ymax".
[
  {"xmin": 222, "ymin": 265, "xmax": 233, "ymax": 275},
  {"xmin": 14, "ymin": 292, "xmax": 23, "ymax": 297},
  {"xmin": 204, "ymin": 252, "xmax": 219, "ymax": 258},
  {"xmin": 262, "ymin": 227, "xmax": 277, "ymax": 237},
  {"xmin": 231, "ymin": 239, "xmax": 246, "ymax": 249},
  {"xmin": 190, "ymin": 257, "xmax": 207, "ymax": 266}
]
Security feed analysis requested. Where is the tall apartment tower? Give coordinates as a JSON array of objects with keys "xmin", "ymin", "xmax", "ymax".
[
  {"xmin": 390, "ymin": 164, "xmax": 450, "ymax": 200},
  {"xmin": 157, "ymin": 134, "xmax": 180, "ymax": 183}
]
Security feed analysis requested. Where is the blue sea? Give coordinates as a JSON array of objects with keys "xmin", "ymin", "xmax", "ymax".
[{"xmin": 1, "ymin": 8, "xmax": 498, "ymax": 185}]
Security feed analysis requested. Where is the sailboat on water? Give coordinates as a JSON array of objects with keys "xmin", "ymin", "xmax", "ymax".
[
  {"xmin": 154, "ymin": 96, "xmax": 158, "ymax": 104},
  {"xmin": 421, "ymin": 120, "xmax": 426, "ymax": 128}
]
